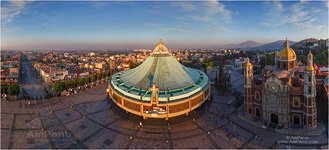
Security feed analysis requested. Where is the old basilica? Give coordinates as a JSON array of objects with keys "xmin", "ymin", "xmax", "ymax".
[{"xmin": 244, "ymin": 39, "xmax": 317, "ymax": 129}]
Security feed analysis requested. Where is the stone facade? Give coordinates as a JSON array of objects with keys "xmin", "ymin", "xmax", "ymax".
[{"xmin": 244, "ymin": 39, "xmax": 317, "ymax": 129}]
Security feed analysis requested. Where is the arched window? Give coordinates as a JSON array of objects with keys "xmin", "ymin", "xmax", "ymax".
[
  {"xmin": 289, "ymin": 61, "xmax": 294, "ymax": 68},
  {"xmin": 283, "ymin": 63, "xmax": 286, "ymax": 69},
  {"xmin": 255, "ymin": 108, "xmax": 260, "ymax": 116},
  {"xmin": 308, "ymin": 86, "xmax": 311, "ymax": 94},
  {"xmin": 255, "ymin": 91, "xmax": 260, "ymax": 100},
  {"xmin": 293, "ymin": 115, "xmax": 300, "ymax": 125},
  {"xmin": 293, "ymin": 97, "xmax": 300, "ymax": 107}
]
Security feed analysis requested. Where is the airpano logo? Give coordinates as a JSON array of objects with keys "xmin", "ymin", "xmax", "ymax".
[
  {"xmin": 277, "ymin": 136, "xmax": 319, "ymax": 144},
  {"xmin": 27, "ymin": 130, "xmax": 71, "ymax": 139},
  {"xmin": 37, "ymin": 103, "xmax": 52, "ymax": 119},
  {"xmin": 26, "ymin": 118, "xmax": 42, "ymax": 128}
]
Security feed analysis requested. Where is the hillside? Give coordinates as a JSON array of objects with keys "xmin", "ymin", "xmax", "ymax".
[
  {"xmin": 251, "ymin": 40, "xmax": 296, "ymax": 51},
  {"xmin": 222, "ymin": 40, "xmax": 261, "ymax": 49}
]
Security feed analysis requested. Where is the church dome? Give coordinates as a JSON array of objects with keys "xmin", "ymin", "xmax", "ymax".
[
  {"xmin": 115, "ymin": 39, "xmax": 208, "ymax": 91},
  {"xmin": 107, "ymin": 39, "xmax": 211, "ymax": 119},
  {"xmin": 276, "ymin": 38, "xmax": 296, "ymax": 60}
]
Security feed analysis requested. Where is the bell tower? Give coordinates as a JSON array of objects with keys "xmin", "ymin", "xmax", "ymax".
[
  {"xmin": 303, "ymin": 51, "xmax": 317, "ymax": 128},
  {"xmin": 244, "ymin": 58, "xmax": 253, "ymax": 115}
]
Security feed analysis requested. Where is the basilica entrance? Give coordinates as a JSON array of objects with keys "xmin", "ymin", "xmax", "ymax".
[
  {"xmin": 255, "ymin": 108, "xmax": 260, "ymax": 116},
  {"xmin": 270, "ymin": 114, "xmax": 278, "ymax": 124},
  {"xmin": 293, "ymin": 115, "xmax": 300, "ymax": 125}
]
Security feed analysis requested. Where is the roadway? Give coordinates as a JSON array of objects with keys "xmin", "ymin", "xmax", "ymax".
[{"xmin": 19, "ymin": 53, "xmax": 50, "ymax": 99}]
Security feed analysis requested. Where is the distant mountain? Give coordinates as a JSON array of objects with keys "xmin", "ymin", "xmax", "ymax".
[
  {"xmin": 221, "ymin": 40, "xmax": 261, "ymax": 49},
  {"xmin": 237, "ymin": 40, "xmax": 261, "ymax": 49},
  {"xmin": 220, "ymin": 43, "xmax": 237, "ymax": 49},
  {"xmin": 251, "ymin": 40, "xmax": 296, "ymax": 51},
  {"xmin": 291, "ymin": 38, "xmax": 319, "ymax": 48}
]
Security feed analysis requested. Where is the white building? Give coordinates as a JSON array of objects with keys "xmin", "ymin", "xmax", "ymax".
[
  {"xmin": 40, "ymin": 68, "xmax": 68, "ymax": 83},
  {"xmin": 234, "ymin": 57, "xmax": 246, "ymax": 70}
]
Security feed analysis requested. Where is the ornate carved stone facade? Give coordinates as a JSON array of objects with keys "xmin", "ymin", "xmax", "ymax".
[{"xmin": 244, "ymin": 39, "xmax": 317, "ymax": 129}]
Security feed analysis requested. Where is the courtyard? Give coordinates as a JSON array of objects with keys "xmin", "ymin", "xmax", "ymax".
[{"xmin": 1, "ymin": 82, "xmax": 328, "ymax": 149}]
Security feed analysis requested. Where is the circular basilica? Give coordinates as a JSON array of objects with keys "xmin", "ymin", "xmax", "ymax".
[{"xmin": 108, "ymin": 40, "xmax": 210, "ymax": 120}]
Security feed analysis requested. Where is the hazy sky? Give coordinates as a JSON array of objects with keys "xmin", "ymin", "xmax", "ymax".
[{"xmin": 1, "ymin": 1, "xmax": 328, "ymax": 50}]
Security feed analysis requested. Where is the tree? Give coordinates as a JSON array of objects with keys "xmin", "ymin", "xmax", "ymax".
[
  {"xmin": 102, "ymin": 71, "xmax": 107, "ymax": 78},
  {"xmin": 104, "ymin": 70, "xmax": 109, "ymax": 77},
  {"xmin": 318, "ymin": 39, "xmax": 327, "ymax": 50},
  {"xmin": 73, "ymin": 79, "xmax": 78, "ymax": 87},
  {"xmin": 260, "ymin": 53, "xmax": 275, "ymax": 68},
  {"xmin": 64, "ymin": 80, "xmax": 70, "ymax": 89},
  {"xmin": 206, "ymin": 61, "xmax": 214, "ymax": 68},
  {"xmin": 91, "ymin": 75, "xmax": 97, "ymax": 82},
  {"xmin": 86, "ymin": 76, "xmax": 92, "ymax": 83},
  {"xmin": 297, "ymin": 55, "xmax": 307, "ymax": 64},
  {"xmin": 96, "ymin": 72, "xmax": 101, "ymax": 80},
  {"xmin": 202, "ymin": 63, "xmax": 207, "ymax": 74},
  {"xmin": 99, "ymin": 72, "xmax": 104, "ymax": 79},
  {"xmin": 213, "ymin": 60, "xmax": 221, "ymax": 67},
  {"xmin": 129, "ymin": 61, "xmax": 136, "ymax": 68},
  {"xmin": 65, "ymin": 80, "xmax": 73, "ymax": 89},
  {"xmin": 8, "ymin": 84, "xmax": 20, "ymax": 95},
  {"xmin": 1, "ymin": 84, "xmax": 8, "ymax": 94},
  {"xmin": 66, "ymin": 79, "xmax": 77, "ymax": 89},
  {"xmin": 313, "ymin": 50, "xmax": 328, "ymax": 65},
  {"xmin": 52, "ymin": 82, "xmax": 65, "ymax": 93},
  {"xmin": 78, "ymin": 78, "xmax": 86, "ymax": 86}
]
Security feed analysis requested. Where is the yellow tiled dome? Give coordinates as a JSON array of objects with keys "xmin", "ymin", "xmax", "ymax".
[{"xmin": 277, "ymin": 39, "xmax": 296, "ymax": 60}]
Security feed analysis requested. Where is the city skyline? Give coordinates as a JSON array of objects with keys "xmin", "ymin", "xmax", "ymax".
[
  {"xmin": 1, "ymin": 2, "xmax": 328, "ymax": 147},
  {"xmin": 1, "ymin": 1, "xmax": 328, "ymax": 50}
]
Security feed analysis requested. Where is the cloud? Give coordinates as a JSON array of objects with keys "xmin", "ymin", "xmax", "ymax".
[
  {"xmin": 203, "ymin": 0, "xmax": 231, "ymax": 21},
  {"xmin": 91, "ymin": 1, "xmax": 110, "ymax": 8},
  {"xmin": 173, "ymin": 1, "xmax": 232, "ymax": 33},
  {"xmin": 273, "ymin": 0, "xmax": 283, "ymax": 12},
  {"xmin": 143, "ymin": 22, "xmax": 188, "ymax": 34},
  {"xmin": 162, "ymin": 26, "xmax": 188, "ymax": 34},
  {"xmin": 262, "ymin": 1, "xmax": 328, "ymax": 40},
  {"xmin": 177, "ymin": 1, "xmax": 232, "ymax": 23},
  {"xmin": 1, "ymin": 25, "xmax": 19, "ymax": 33},
  {"xmin": 1, "ymin": 1, "xmax": 26, "ymax": 23},
  {"xmin": 142, "ymin": 1, "xmax": 233, "ymax": 36},
  {"xmin": 263, "ymin": 1, "xmax": 325, "ymax": 30},
  {"xmin": 1, "ymin": 1, "xmax": 28, "ymax": 32},
  {"xmin": 41, "ymin": 22, "xmax": 48, "ymax": 26},
  {"xmin": 175, "ymin": 2, "xmax": 197, "ymax": 11}
]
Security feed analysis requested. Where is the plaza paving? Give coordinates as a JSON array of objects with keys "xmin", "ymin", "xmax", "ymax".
[{"xmin": 1, "ymin": 82, "xmax": 328, "ymax": 149}]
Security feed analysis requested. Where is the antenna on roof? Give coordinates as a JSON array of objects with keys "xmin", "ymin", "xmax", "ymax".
[{"xmin": 158, "ymin": 39, "xmax": 163, "ymax": 44}]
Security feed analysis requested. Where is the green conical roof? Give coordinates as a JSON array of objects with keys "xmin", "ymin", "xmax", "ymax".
[{"xmin": 119, "ymin": 40, "xmax": 200, "ymax": 91}]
